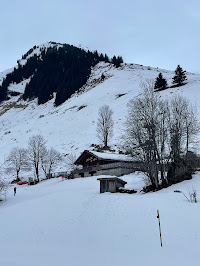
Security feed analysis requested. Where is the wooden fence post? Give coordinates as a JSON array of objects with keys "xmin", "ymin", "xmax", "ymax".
[{"xmin": 157, "ymin": 210, "xmax": 163, "ymax": 247}]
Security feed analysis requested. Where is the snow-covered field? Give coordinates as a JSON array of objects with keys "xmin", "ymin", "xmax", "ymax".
[{"xmin": 1, "ymin": 173, "xmax": 200, "ymax": 266}]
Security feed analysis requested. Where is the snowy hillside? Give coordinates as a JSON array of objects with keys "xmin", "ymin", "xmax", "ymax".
[
  {"xmin": 0, "ymin": 56, "xmax": 200, "ymax": 168},
  {"xmin": 1, "ymin": 44, "xmax": 200, "ymax": 266}
]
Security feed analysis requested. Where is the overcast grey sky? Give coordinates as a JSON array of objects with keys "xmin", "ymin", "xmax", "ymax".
[{"xmin": 1, "ymin": 0, "xmax": 200, "ymax": 73}]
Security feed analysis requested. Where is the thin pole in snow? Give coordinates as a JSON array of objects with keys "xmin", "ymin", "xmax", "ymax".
[{"xmin": 157, "ymin": 209, "xmax": 163, "ymax": 247}]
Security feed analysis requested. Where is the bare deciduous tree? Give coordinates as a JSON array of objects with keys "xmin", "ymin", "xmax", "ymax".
[
  {"xmin": 167, "ymin": 95, "xmax": 199, "ymax": 161},
  {"xmin": 182, "ymin": 100, "xmax": 199, "ymax": 153},
  {"xmin": 124, "ymin": 80, "xmax": 199, "ymax": 189},
  {"xmin": 97, "ymin": 105, "xmax": 114, "ymax": 148},
  {"xmin": 124, "ymin": 80, "xmax": 164, "ymax": 188},
  {"xmin": 66, "ymin": 153, "xmax": 78, "ymax": 171},
  {"xmin": 28, "ymin": 135, "xmax": 46, "ymax": 182},
  {"xmin": 6, "ymin": 147, "xmax": 28, "ymax": 180},
  {"xmin": 40, "ymin": 146, "xmax": 48, "ymax": 178},
  {"xmin": 167, "ymin": 95, "xmax": 187, "ymax": 161},
  {"xmin": 40, "ymin": 147, "xmax": 63, "ymax": 178}
]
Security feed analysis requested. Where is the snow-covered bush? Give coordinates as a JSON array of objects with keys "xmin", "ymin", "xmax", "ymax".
[{"xmin": 0, "ymin": 178, "xmax": 9, "ymax": 201}]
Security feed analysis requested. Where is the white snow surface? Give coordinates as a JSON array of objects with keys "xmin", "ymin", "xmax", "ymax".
[
  {"xmin": 86, "ymin": 150, "xmax": 134, "ymax": 161},
  {"xmin": 1, "ymin": 49, "xmax": 200, "ymax": 265},
  {"xmin": 0, "ymin": 59, "xmax": 200, "ymax": 169},
  {"xmin": 1, "ymin": 173, "xmax": 200, "ymax": 266}
]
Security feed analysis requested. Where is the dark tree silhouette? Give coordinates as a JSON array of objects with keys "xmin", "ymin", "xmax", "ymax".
[
  {"xmin": 112, "ymin": 56, "xmax": 123, "ymax": 68},
  {"xmin": 0, "ymin": 43, "xmax": 122, "ymax": 105},
  {"xmin": 154, "ymin": 73, "xmax": 168, "ymax": 91},
  {"xmin": 0, "ymin": 79, "xmax": 7, "ymax": 102},
  {"xmin": 172, "ymin": 65, "xmax": 187, "ymax": 86}
]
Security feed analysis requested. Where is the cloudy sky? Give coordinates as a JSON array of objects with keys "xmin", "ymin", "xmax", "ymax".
[{"xmin": 1, "ymin": 0, "xmax": 200, "ymax": 73}]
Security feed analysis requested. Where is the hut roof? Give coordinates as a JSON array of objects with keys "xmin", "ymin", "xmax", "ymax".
[{"xmin": 97, "ymin": 177, "xmax": 127, "ymax": 185}]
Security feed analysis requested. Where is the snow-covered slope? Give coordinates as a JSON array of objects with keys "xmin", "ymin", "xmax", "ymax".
[
  {"xmin": 0, "ymin": 59, "xmax": 200, "ymax": 168},
  {"xmin": 1, "ymin": 46, "xmax": 200, "ymax": 266}
]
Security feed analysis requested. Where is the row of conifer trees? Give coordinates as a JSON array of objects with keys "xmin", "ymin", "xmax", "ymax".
[
  {"xmin": 0, "ymin": 45, "xmax": 123, "ymax": 105},
  {"xmin": 154, "ymin": 65, "xmax": 187, "ymax": 91}
]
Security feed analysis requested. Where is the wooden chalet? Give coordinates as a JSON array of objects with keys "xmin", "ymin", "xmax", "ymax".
[{"xmin": 73, "ymin": 150, "xmax": 142, "ymax": 178}]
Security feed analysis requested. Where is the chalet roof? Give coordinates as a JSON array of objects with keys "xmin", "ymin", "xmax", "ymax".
[
  {"xmin": 74, "ymin": 150, "xmax": 133, "ymax": 165},
  {"xmin": 97, "ymin": 177, "xmax": 127, "ymax": 185},
  {"xmin": 91, "ymin": 151, "xmax": 133, "ymax": 161}
]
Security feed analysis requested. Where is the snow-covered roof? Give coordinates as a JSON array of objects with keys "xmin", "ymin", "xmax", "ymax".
[
  {"xmin": 74, "ymin": 150, "xmax": 134, "ymax": 165},
  {"xmin": 97, "ymin": 177, "xmax": 127, "ymax": 184},
  {"xmin": 90, "ymin": 150, "xmax": 133, "ymax": 161}
]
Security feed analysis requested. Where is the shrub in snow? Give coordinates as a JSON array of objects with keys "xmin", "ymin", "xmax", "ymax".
[
  {"xmin": 175, "ymin": 189, "xmax": 197, "ymax": 203},
  {"xmin": 0, "ymin": 178, "xmax": 9, "ymax": 201},
  {"xmin": 189, "ymin": 189, "xmax": 197, "ymax": 203}
]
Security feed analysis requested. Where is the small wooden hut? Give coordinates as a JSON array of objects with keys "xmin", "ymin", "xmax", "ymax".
[{"xmin": 97, "ymin": 177, "xmax": 127, "ymax": 193}]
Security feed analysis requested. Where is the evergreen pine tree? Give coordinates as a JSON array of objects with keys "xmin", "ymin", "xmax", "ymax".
[
  {"xmin": 104, "ymin": 54, "xmax": 110, "ymax": 63},
  {"xmin": 0, "ymin": 83, "xmax": 7, "ymax": 102},
  {"xmin": 99, "ymin": 53, "xmax": 104, "ymax": 61},
  {"xmin": 154, "ymin": 73, "xmax": 168, "ymax": 91},
  {"xmin": 112, "ymin": 55, "xmax": 123, "ymax": 68},
  {"xmin": 172, "ymin": 65, "xmax": 187, "ymax": 86},
  {"xmin": 116, "ymin": 56, "xmax": 123, "ymax": 67},
  {"xmin": 111, "ymin": 56, "xmax": 117, "ymax": 66}
]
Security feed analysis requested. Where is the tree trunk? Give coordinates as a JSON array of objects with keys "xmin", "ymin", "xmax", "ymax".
[
  {"xmin": 35, "ymin": 165, "xmax": 39, "ymax": 182},
  {"xmin": 17, "ymin": 169, "xmax": 20, "ymax": 180}
]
